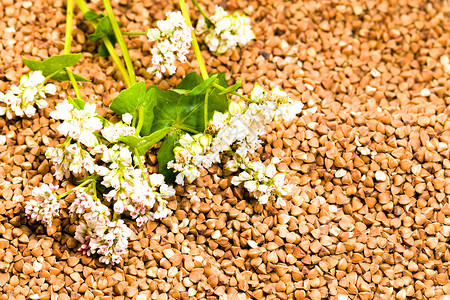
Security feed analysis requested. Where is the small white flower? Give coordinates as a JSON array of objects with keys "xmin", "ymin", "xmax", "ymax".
[
  {"xmin": 147, "ymin": 11, "xmax": 193, "ymax": 78},
  {"xmin": 25, "ymin": 184, "xmax": 60, "ymax": 226},
  {"xmin": 121, "ymin": 113, "xmax": 133, "ymax": 125},
  {"xmin": 197, "ymin": 5, "xmax": 255, "ymax": 54},
  {"xmin": 0, "ymin": 71, "xmax": 55, "ymax": 119}
]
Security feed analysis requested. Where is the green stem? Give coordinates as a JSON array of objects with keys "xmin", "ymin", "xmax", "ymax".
[
  {"xmin": 191, "ymin": 0, "xmax": 213, "ymax": 27},
  {"xmin": 122, "ymin": 31, "xmax": 147, "ymax": 36},
  {"xmin": 135, "ymin": 107, "xmax": 144, "ymax": 136},
  {"xmin": 66, "ymin": 68, "xmax": 82, "ymax": 99},
  {"xmin": 103, "ymin": 38, "xmax": 133, "ymax": 87},
  {"xmin": 178, "ymin": 0, "xmax": 209, "ymax": 80},
  {"xmin": 204, "ymin": 88, "xmax": 210, "ymax": 127},
  {"xmin": 62, "ymin": 0, "xmax": 83, "ymax": 100},
  {"xmin": 103, "ymin": 0, "xmax": 136, "ymax": 85},
  {"xmin": 212, "ymin": 83, "xmax": 251, "ymax": 102},
  {"xmin": 176, "ymin": 124, "xmax": 200, "ymax": 134},
  {"xmin": 57, "ymin": 178, "xmax": 93, "ymax": 199},
  {"xmin": 75, "ymin": 0, "xmax": 132, "ymax": 87},
  {"xmin": 112, "ymin": 212, "xmax": 118, "ymax": 221},
  {"xmin": 134, "ymin": 149, "xmax": 148, "ymax": 181},
  {"xmin": 64, "ymin": 0, "xmax": 74, "ymax": 54}
]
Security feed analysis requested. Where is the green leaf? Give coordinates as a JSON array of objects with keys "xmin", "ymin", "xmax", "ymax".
[
  {"xmin": 98, "ymin": 34, "xmax": 117, "ymax": 57},
  {"xmin": 118, "ymin": 127, "xmax": 171, "ymax": 155},
  {"xmin": 49, "ymin": 70, "xmax": 90, "ymax": 82},
  {"xmin": 109, "ymin": 81, "xmax": 157, "ymax": 136},
  {"xmin": 150, "ymin": 72, "xmax": 229, "ymax": 134},
  {"xmin": 157, "ymin": 131, "xmax": 180, "ymax": 183},
  {"xmin": 171, "ymin": 74, "xmax": 218, "ymax": 96},
  {"xmin": 67, "ymin": 97, "xmax": 86, "ymax": 110},
  {"xmin": 89, "ymin": 16, "xmax": 113, "ymax": 41},
  {"xmin": 84, "ymin": 11, "xmax": 104, "ymax": 20},
  {"xmin": 23, "ymin": 54, "xmax": 82, "ymax": 77},
  {"xmin": 218, "ymin": 78, "xmax": 242, "ymax": 95}
]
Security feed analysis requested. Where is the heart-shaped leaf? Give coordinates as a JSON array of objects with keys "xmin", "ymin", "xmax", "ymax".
[
  {"xmin": 23, "ymin": 54, "xmax": 82, "ymax": 78},
  {"xmin": 98, "ymin": 35, "xmax": 117, "ymax": 57},
  {"xmin": 67, "ymin": 97, "xmax": 86, "ymax": 110},
  {"xmin": 118, "ymin": 127, "xmax": 171, "ymax": 155},
  {"xmin": 89, "ymin": 16, "xmax": 113, "ymax": 41},
  {"xmin": 150, "ymin": 72, "xmax": 229, "ymax": 134},
  {"xmin": 157, "ymin": 131, "xmax": 180, "ymax": 183},
  {"xmin": 49, "ymin": 70, "xmax": 90, "ymax": 82},
  {"xmin": 171, "ymin": 73, "xmax": 218, "ymax": 95},
  {"xmin": 84, "ymin": 11, "xmax": 104, "ymax": 21},
  {"xmin": 218, "ymin": 78, "xmax": 242, "ymax": 95},
  {"xmin": 109, "ymin": 81, "xmax": 157, "ymax": 136}
]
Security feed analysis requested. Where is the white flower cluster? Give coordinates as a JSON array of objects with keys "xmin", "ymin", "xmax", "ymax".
[
  {"xmin": 69, "ymin": 187, "xmax": 130, "ymax": 265},
  {"xmin": 46, "ymin": 142, "xmax": 96, "ymax": 180},
  {"xmin": 196, "ymin": 5, "xmax": 255, "ymax": 54},
  {"xmin": 27, "ymin": 101, "xmax": 175, "ymax": 264},
  {"xmin": 168, "ymin": 84, "xmax": 302, "ymax": 205},
  {"xmin": 0, "ymin": 71, "xmax": 56, "ymax": 119},
  {"xmin": 50, "ymin": 100, "xmax": 102, "ymax": 148},
  {"xmin": 147, "ymin": 11, "xmax": 193, "ymax": 78},
  {"xmin": 75, "ymin": 218, "xmax": 132, "ymax": 265},
  {"xmin": 25, "ymin": 184, "xmax": 60, "ymax": 226},
  {"xmin": 229, "ymin": 157, "xmax": 291, "ymax": 206},
  {"xmin": 93, "ymin": 144, "xmax": 175, "ymax": 225}
]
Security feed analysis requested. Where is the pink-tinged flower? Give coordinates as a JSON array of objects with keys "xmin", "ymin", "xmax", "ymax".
[
  {"xmin": 25, "ymin": 184, "xmax": 60, "ymax": 226},
  {"xmin": 101, "ymin": 121, "xmax": 135, "ymax": 143}
]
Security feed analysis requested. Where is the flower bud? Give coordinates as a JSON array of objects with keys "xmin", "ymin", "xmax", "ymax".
[
  {"xmin": 191, "ymin": 143, "xmax": 203, "ymax": 155},
  {"xmin": 179, "ymin": 133, "xmax": 194, "ymax": 148},
  {"xmin": 272, "ymin": 86, "xmax": 287, "ymax": 98},
  {"xmin": 251, "ymin": 83, "xmax": 266, "ymax": 101},
  {"xmin": 229, "ymin": 100, "xmax": 246, "ymax": 116},
  {"xmin": 197, "ymin": 134, "xmax": 212, "ymax": 149},
  {"xmin": 147, "ymin": 28, "xmax": 160, "ymax": 41},
  {"xmin": 173, "ymin": 146, "xmax": 184, "ymax": 156}
]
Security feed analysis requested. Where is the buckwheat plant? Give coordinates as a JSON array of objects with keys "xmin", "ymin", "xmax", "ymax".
[{"xmin": 0, "ymin": 0, "xmax": 304, "ymax": 264}]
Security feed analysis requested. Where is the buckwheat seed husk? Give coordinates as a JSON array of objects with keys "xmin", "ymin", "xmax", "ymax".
[{"xmin": 1, "ymin": 0, "xmax": 450, "ymax": 299}]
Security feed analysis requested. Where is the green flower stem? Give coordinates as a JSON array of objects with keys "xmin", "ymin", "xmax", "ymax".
[
  {"xmin": 134, "ymin": 149, "xmax": 148, "ymax": 181},
  {"xmin": 122, "ymin": 31, "xmax": 147, "ymax": 36},
  {"xmin": 211, "ymin": 83, "xmax": 251, "ymax": 102},
  {"xmin": 135, "ymin": 107, "xmax": 144, "ymax": 136},
  {"xmin": 204, "ymin": 88, "xmax": 210, "ymax": 127},
  {"xmin": 191, "ymin": 0, "xmax": 213, "ymax": 27},
  {"xmin": 62, "ymin": 0, "xmax": 84, "ymax": 100},
  {"xmin": 176, "ymin": 124, "xmax": 200, "ymax": 134},
  {"xmin": 103, "ymin": 38, "xmax": 133, "ymax": 87},
  {"xmin": 103, "ymin": 0, "xmax": 137, "ymax": 85},
  {"xmin": 57, "ymin": 178, "xmax": 93, "ymax": 199},
  {"xmin": 66, "ymin": 69, "xmax": 83, "ymax": 99},
  {"xmin": 75, "ymin": 0, "xmax": 132, "ymax": 87},
  {"xmin": 112, "ymin": 212, "xmax": 118, "ymax": 221},
  {"xmin": 178, "ymin": 0, "xmax": 209, "ymax": 81},
  {"xmin": 64, "ymin": 0, "xmax": 75, "ymax": 55}
]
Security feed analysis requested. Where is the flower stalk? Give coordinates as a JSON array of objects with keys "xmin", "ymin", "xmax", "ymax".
[
  {"xmin": 75, "ymin": 0, "xmax": 133, "ymax": 87},
  {"xmin": 178, "ymin": 0, "xmax": 209, "ymax": 81},
  {"xmin": 64, "ymin": 0, "xmax": 83, "ymax": 99},
  {"xmin": 103, "ymin": 0, "xmax": 137, "ymax": 85}
]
